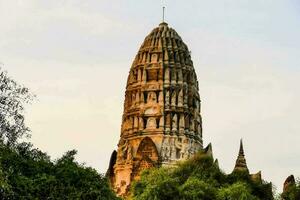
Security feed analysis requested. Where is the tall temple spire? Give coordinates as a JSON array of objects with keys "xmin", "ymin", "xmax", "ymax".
[
  {"xmin": 233, "ymin": 139, "xmax": 249, "ymax": 172},
  {"xmin": 109, "ymin": 22, "xmax": 203, "ymax": 197}
]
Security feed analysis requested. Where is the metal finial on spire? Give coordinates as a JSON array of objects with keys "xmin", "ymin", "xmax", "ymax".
[{"xmin": 162, "ymin": 6, "xmax": 165, "ymax": 22}]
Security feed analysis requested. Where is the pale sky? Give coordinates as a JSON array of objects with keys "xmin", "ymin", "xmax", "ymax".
[{"xmin": 1, "ymin": 0, "xmax": 300, "ymax": 192}]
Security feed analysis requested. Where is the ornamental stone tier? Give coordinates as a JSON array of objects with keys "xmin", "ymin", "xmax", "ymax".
[{"xmin": 107, "ymin": 22, "xmax": 203, "ymax": 196}]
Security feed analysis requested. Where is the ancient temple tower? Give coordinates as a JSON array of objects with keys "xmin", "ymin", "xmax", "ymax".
[
  {"xmin": 232, "ymin": 139, "xmax": 262, "ymax": 183},
  {"xmin": 107, "ymin": 22, "xmax": 203, "ymax": 196},
  {"xmin": 233, "ymin": 139, "xmax": 249, "ymax": 173}
]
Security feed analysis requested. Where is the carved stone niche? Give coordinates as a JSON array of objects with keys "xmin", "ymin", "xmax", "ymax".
[
  {"xmin": 147, "ymin": 68, "xmax": 158, "ymax": 81},
  {"xmin": 132, "ymin": 137, "xmax": 159, "ymax": 181},
  {"xmin": 135, "ymin": 137, "xmax": 159, "ymax": 162},
  {"xmin": 147, "ymin": 91, "xmax": 157, "ymax": 103},
  {"xmin": 146, "ymin": 117, "xmax": 157, "ymax": 129},
  {"xmin": 151, "ymin": 53, "xmax": 158, "ymax": 63}
]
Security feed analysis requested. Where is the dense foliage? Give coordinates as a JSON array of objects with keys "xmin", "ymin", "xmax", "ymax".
[
  {"xmin": 0, "ymin": 68, "xmax": 119, "ymax": 200},
  {"xmin": 0, "ymin": 68, "xmax": 34, "ymax": 146},
  {"xmin": 131, "ymin": 153, "xmax": 274, "ymax": 200},
  {"xmin": 0, "ymin": 143, "xmax": 119, "ymax": 200}
]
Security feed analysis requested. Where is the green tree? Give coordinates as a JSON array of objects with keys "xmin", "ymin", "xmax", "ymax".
[
  {"xmin": 0, "ymin": 67, "xmax": 34, "ymax": 146},
  {"xmin": 131, "ymin": 152, "xmax": 274, "ymax": 200},
  {"xmin": 0, "ymin": 143, "xmax": 119, "ymax": 199},
  {"xmin": 0, "ymin": 68, "xmax": 119, "ymax": 199},
  {"xmin": 179, "ymin": 177, "xmax": 216, "ymax": 200},
  {"xmin": 131, "ymin": 167, "xmax": 180, "ymax": 200},
  {"xmin": 0, "ymin": 163, "xmax": 12, "ymax": 199},
  {"xmin": 216, "ymin": 182, "xmax": 258, "ymax": 200}
]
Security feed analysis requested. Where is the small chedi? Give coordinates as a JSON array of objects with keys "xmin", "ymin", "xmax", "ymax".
[
  {"xmin": 107, "ymin": 22, "xmax": 262, "ymax": 197},
  {"xmin": 233, "ymin": 139, "xmax": 262, "ymax": 182}
]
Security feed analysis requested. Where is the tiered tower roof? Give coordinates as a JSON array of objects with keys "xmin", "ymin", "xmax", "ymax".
[{"xmin": 110, "ymin": 22, "xmax": 203, "ymax": 196}]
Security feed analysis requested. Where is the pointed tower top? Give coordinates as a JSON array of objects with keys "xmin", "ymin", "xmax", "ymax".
[
  {"xmin": 159, "ymin": 6, "xmax": 168, "ymax": 27},
  {"xmin": 233, "ymin": 139, "xmax": 249, "ymax": 173},
  {"xmin": 159, "ymin": 1, "xmax": 168, "ymax": 27},
  {"xmin": 239, "ymin": 139, "xmax": 244, "ymax": 156}
]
